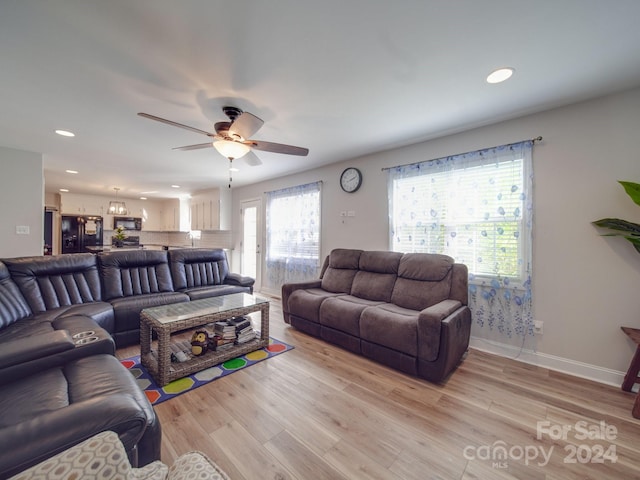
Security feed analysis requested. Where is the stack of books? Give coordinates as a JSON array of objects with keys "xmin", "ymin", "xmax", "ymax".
[
  {"xmin": 228, "ymin": 316, "xmax": 257, "ymax": 344},
  {"xmin": 213, "ymin": 321, "xmax": 236, "ymax": 340},
  {"xmin": 202, "ymin": 316, "xmax": 258, "ymax": 351},
  {"xmin": 206, "ymin": 321, "xmax": 235, "ymax": 351}
]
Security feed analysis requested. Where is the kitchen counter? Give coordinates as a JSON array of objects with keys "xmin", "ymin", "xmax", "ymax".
[
  {"xmin": 84, "ymin": 245, "xmax": 143, "ymax": 253},
  {"xmin": 80, "ymin": 244, "xmax": 198, "ymax": 254}
]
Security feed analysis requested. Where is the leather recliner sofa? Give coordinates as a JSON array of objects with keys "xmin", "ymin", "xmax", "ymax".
[
  {"xmin": 282, "ymin": 248, "xmax": 471, "ymax": 383},
  {"xmin": 0, "ymin": 248, "xmax": 253, "ymax": 478}
]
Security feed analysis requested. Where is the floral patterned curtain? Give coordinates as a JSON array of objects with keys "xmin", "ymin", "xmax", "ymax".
[
  {"xmin": 264, "ymin": 182, "xmax": 322, "ymax": 294},
  {"xmin": 388, "ymin": 141, "xmax": 534, "ymax": 345}
]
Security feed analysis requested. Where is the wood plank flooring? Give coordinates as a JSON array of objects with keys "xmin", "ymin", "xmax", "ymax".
[{"xmin": 117, "ymin": 297, "xmax": 640, "ymax": 479}]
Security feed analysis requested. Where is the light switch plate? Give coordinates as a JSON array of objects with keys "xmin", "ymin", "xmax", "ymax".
[{"xmin": 16, "ymin": 225, "xmax": 30, "ymax": 235}]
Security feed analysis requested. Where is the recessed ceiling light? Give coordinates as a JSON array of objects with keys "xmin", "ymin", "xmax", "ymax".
[
  {"xmin": 140, "ymin": 191, "xmax": 158, "ymax": 194},
  {"xmin": 171, "ymin": 185, "xmax": 180, "ymax": 188},
  {"xmin": 65, "ymin": 169, "xmax": 78, "ymax": 174},
  {"xmin": 55, "ymin": 130, "xmax": 75, "ymax": 137},
  {"xmin": 486, "ymin": 67, "xmax": 514, "ymax": 84},
  {"xmin": 59, "ymin": 188, "xmax": 69, "ymax": 192},
  {"xmin": 140, "ymin": 197, "xmax": 147, "ymax": 200},
  {"xmin": 229, "ymin": 167, "xmax": 239, "ymax": 172}
]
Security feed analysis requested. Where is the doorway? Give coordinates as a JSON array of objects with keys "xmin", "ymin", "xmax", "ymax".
[{"xmin": 240, "ymin": 199, "xmax": 262, "ymax": 292}]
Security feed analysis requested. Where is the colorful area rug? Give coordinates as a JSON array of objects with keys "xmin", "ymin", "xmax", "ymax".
[{"xmin": 120, "ymin": 337, "xmax": 293, "ymax": 405}]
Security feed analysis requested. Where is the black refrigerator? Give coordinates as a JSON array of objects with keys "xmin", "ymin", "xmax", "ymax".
[{"xmin": 61, "ymin": 215, "xmax": 103, "ymax": 254}]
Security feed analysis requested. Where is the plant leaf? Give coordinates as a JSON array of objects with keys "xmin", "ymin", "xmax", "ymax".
[
  {"xmin": 619, "ymin": 181, "xmax": 640, "ymax": 207},
  {"xmin": 592, "ymin": 218, "xmax": 640, "ymax": 234}
]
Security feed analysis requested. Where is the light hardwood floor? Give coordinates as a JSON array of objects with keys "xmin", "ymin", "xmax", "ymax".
[{"xmin": 117, "ymin": 298, "xmax": 640, "ymax": 479}]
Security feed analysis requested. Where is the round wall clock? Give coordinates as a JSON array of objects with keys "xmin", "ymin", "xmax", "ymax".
[{"xmin": 340, "ymin": 167, "xmax": 363, "ymax": 193}]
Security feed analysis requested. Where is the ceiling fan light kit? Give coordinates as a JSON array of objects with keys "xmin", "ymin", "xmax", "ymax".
[{"xmin": 213, "ymin": 139, "xmax": 250, "ymax": 159}]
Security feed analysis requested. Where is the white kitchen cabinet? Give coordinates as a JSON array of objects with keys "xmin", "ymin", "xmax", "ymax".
[
  {"xmin": 160, "ymin": 198, "xmax": 183, "ymax": 231},
  {"xmin": 140, "ymin": 199, "xmax": 162, "ymax": 231},
  {"xmin": 60, "ymin": 193, "xmax": 105, "ymax": 215},
  {"xmin": 189, "ymin": 188, "xmax": 230, "ymax": 231}
]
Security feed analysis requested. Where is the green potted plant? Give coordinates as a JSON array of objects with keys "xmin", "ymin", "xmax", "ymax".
[
  {"xmin": 113, "ymin": 225, "xmax": 127, "ymax": 247},
  {"xmin": 593, "ymin": 181, "xmax": 640, "ymax": 253}
]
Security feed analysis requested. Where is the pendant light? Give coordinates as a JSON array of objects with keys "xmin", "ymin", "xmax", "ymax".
[{"xmin": 108, "ymin": 187, "xmax": 128, "ymax": 215}]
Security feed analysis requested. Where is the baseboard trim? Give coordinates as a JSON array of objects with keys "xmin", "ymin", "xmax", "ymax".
[{"xmin": 469, "ymin": 336, "xmax": 628, "ymax": 389}]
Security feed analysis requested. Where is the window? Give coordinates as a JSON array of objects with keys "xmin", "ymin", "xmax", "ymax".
[
  {"xmin": 264, "ymin": 181, "xmax": 322, "ymax": 292},
  {"xmin": 388, "ymin": 142, "xmax": 532, "ymax": 283},
  {"xmin": 390, "ymin": 156, "xmax": 527, "ymax": 281}
]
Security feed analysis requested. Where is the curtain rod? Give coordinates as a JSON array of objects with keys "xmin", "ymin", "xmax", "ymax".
[
  {"xmin": 381, "ymin": 136, "xmax": 542, "ymax": 172},
  {"xmin": 264, "ymin": 179, "xmax": 323, "ymax": 194}
]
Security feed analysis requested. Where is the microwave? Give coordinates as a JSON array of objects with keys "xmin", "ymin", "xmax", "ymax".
[{"xmin": 113, "ymin": 217, "xmax": 142, "ymax": 231}]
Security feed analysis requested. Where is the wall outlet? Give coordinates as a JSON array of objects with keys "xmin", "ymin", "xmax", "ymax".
[{"xmin": 534, "ymin": 320, "xmax": 544, "ymax": 335}]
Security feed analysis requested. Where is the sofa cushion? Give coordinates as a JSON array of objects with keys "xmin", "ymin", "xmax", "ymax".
[
  {"xmin": 0, "ymin": 354, "xmax": 159, "ymax": 477},
  {"xmin": 320, "ymin": 249, "xmax": 362, "ymax": 294},
  {"xmin": 99, "ymin": 250, "xmax": 175, "ymax": 300},
  {"xmin": 391, "ymin": 253, "xmax": 454, "ymax": 311},
  {"xmin": 358, "ymin": 251, "xmax": 402, "ymax": 274},
  {"xmin": 183, "ymin": 284, "xmax": 250, "ymax": 301},
  {"xmin": 351, "ymin": 272, "xmax": 397, "ymax": 302},
  {"xmin": 349, "ymin": 251, "xmax": 402, "ymax": 302},
  {"xmin": 328, "ymin": 248, "xmax": 363, "ymax": 269},
  {"xmin": 0, "ymin": 315, "xmax": 115, "ymax": 384},
  {"xmin": 288, "ymin": 288, "xmax": 343, "ymax": 324},
  {"xmin": 3, "ymin": 253, "xmax": 102, "ymax": 314},
  {"xmin": 360, "ymin": 303, "xmax": 419, "ymax": 357},
  {"xmin": 30, "ymin": 301, "xmax": 115, "ymax": 332},
  {"xmin": 169, "ymin": 248, "xmax": 230, "ymax": 290},
  {"xmin": 397, "ymin": 253, "xmax": 454, "ymax": 281},
  {"xmin": 109, "ymin": 292, "xmax": 189, "ymax": 336},
  {"xmin": 6, "ymin": 431, "xmax": 162, "ymax": 480},
  {"xmin": 319, "ymin": 295, "xmax": 383, "ymax": 337},
  {"xmin": 0, "ymin": 262, "xmax": 31, "ymax": 329}
]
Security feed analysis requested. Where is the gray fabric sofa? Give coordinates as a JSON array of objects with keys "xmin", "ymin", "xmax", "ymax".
[
  {"xmin": 0, "ymin": 247, "xmax": 253, "ymax": 477},
  {"xmin": 282, "ymin": 248, "xmax": 471, "ymax": 382}
]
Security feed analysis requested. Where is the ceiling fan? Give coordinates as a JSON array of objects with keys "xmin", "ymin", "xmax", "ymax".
[{"xmin": 138, "ymin": 106, "xmax": 309, "ymax": 169}]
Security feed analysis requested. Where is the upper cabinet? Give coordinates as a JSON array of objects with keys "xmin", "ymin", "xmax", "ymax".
[
  {"xmin": 60, "ymin": 193, "xmax": 105, "ymax": 215},
  {"xmin": 190, "ymin": 188, "xmax": 231, "ymax": 231},
  {"xmin": 159, "ymin": 198, "xmax": 190, "ymax": 232}
]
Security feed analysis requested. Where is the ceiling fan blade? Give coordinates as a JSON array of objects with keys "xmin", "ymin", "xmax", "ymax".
[
  {"xmin": 243, "ymin": 150, "xmax": 262, "ymax": 166},
  {"xmin": 138, "ymin": 113, "xmax": 214, "ymax": 137},
  {"xmin": 172, "ymin": 142, "xmax": 213, "ymax": 151},
  {"xmin": 246, "ymin": 140, "xmax": 309, "ymax": 156},
  {"xmin": 229, "ymin": 112, "xmax": 264, "ymax": 140}
]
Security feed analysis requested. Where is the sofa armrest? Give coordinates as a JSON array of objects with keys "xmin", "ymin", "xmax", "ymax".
[
  {"xmin": 417, "ymin": 299, "xmax": 463, "ymax": 362},
  {"xmin": 0, "ymin": 395, "xmax": 149, "ymax": 478},
  {"xmin": 225, "ymin": 272, "xmax": 255, "ymax": 293},
  {"xmin": 0, "ymin": 330, "xmax": 75, "ymax": 371},
  {"xmin": 281, "ymin": 280, "xmax": 322, "ymax": 323}
]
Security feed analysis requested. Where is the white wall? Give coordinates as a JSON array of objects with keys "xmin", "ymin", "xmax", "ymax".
[
  {"xmin": 231, "ymin": 86, "xmax": 640, "ymax": 378},
  {"xmin": 0, "ymin": 146, "xmax": 43, "ymax": 257}
]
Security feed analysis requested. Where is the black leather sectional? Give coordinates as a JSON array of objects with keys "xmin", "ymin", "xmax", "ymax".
[{"xmin": 0, "ymin": 248, "xmax": 253, "ymax": 478}]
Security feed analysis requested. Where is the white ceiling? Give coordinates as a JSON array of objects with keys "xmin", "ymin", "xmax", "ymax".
[{"xmin": 2, "ymin": 0, "xmax": 640, "ymax": 200}]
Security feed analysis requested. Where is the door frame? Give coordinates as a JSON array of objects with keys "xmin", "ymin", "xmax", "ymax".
[{"xmin": 240, "ymin": 198, "xmax": 263, "ymax": 293}]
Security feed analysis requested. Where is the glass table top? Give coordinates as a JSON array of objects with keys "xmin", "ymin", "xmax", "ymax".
[{"xmin": 141, "ymin": 293, "xmax": 268, "ymax": 324}]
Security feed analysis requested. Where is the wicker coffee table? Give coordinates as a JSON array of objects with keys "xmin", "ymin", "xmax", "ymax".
[{"xmin": 140, "ymin": 293, "xmax": 269, "ymax": 386}]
